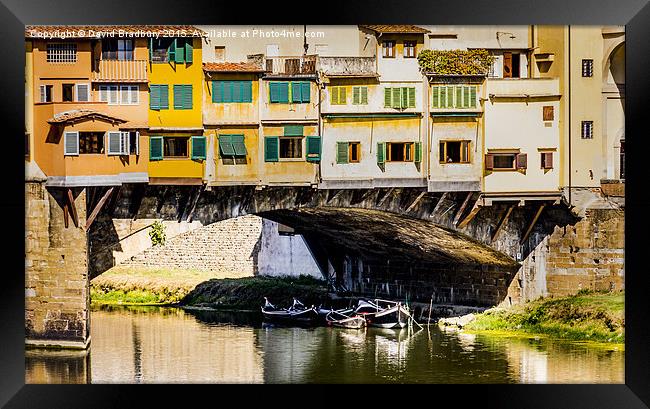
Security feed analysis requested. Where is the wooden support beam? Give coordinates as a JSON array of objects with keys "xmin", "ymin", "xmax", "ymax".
[
  {"xmin": 405, "ymin": 191, "xmax": 426, "ymax": 213},
  {"xmin": 453, "ymin": 192, "xmax": 474, "ymax": 226},
  {"xmin": 520, "ymin": 203, "xmax": 547, "ymax": 245},
  {"xmin": 67, "ymin": 188, "xmax": 79, "ymax": 228},
  {"xmin": 430, "ymin": 192, "xmax": 449, "ymax": 217},
  {"xmin": 63, "ymin": 202, "xmax": 69, "ymax": 229},
  {"xmin": 491, "ymin": 204, "xmax": 515, "ymax": 242},
  {"xmin": 326, "ymin": 189, "xmax": 343, "ymax": 204},
  {"xmin": 377, "ymin": 187, "xmax": 395, "ymax": 207},
  {"xmin": 85, "ymin": 187, "xmax": 114, "ymax": 230},
  {"xmin": 107, "ymin": 186, "xmax": 121, "ymax": 216},
  {"xmin": 186, "ymin": 184, "xmax": 206, "ymax": 223},
  {"xmin": 457, "ymin": 199, "xmax": 481, "ymax": 229}
]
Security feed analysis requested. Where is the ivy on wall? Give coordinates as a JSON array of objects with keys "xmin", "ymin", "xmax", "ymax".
[{"xmin": 417, "ymin": 49, "xmax": 495, "ymax": 75}]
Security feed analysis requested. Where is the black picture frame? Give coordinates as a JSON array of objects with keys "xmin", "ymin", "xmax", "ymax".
[{"xmin": 2, "ymin": 0, "xmax": 649, "ymax": 407}]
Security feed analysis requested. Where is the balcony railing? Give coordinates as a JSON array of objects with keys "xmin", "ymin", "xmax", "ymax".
[
  {"xmin": 92, "ymin": 59, "xmax": 148, "ymax": 83},
  {"xmin": 317, "ymin": 56, "xmax": 377, "ymax": 77},
  {"xmin": 264, "ymin": 55, "xmax": 317, "ymax": 76}
]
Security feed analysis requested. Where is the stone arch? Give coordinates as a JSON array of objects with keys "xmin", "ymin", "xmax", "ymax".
[{"xmin": 603, "ymin": 40, "xmax": 625, "ymax": 87}]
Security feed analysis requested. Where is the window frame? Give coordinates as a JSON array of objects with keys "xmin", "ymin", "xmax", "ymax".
[
  {"xmin": 403, "ymin": 41, "xmax": 416, "ymax": 58},
  {"xmin": 119, "ymin": 85, "xmax": 139, "ymax": 105},
  {"xmin": 382, "ymin": 41, "xmax": 396, "ymax": 58},
  {"xmin": 278, "ymin": 136, "xmax": 304, "ymax": 160},
  {"xmin": 62, "ymin": 83, "xmax": 74, "ymax": 102},
  {"xmin": 349, "ymin": 142, "xmax": 361, "ymax": 163},
  {"xmin": 77, "ymin": 132, "xmax": 105, "ymax": 155},
  {"xmin": 439, "ymin": 140, "xmax": 471, "ymax": 164},
  {"xmin": 540, "ymin": 151, "xmax": 554, "ymax": 170},
  {"xmin": 432, "ymin": 84, "xmax": 477, "ymax": 109},
  {"xmin": 581, "ymin": 121, "xmax": 594, "ymax": 139},
  {"xmin": 582, "ymin": 59, "xmax": 594, "ymax": 77},
  {"xmin": 330, "ymin": 86, "xmax": 347, "ymax": 105},
  {"xmin": 162, "ymin": 136, "xmax": 190, "ymax": 158},
  {"xmin": 107, "ymin": 131, "xmax": 130, "ymax": 156},
  {"xmin": 75, "ymin": 83, "xmax": 90, "ymax": 102},
  {"xmin": 39, "ymin": 85, "xmax": 53, "ymax": 103},
  {"xmin": 352, "ymin": 86, "xmax": 368, "ymax": 105},
  {"xmin": 386, "ymin": 142, "xmax": 414, "ymax": 162}
]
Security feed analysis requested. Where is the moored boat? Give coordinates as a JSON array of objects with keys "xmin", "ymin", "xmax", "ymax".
[
  {"xmin": 261, "ymin": 297, "xmax": 319, "ymax": 325},
  {"xmin": 325, "ymin": 310, "xmax": 366, "ymax": 329},
  {"xmin": 354, "ymin": 299, "xmax": 410, "ymax": 329}
]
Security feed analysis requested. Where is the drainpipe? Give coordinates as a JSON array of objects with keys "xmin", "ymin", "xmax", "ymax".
[{"xmin": 568, "ymin": 25, "xmax": 572, "ymax": 206}]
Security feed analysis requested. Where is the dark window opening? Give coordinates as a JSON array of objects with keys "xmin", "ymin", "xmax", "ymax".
[
  {"xmin": 41, "ymin": 85, "xmax": 53, "ymax": 102},
  {"xmin": 387, "ymin": 142, "xmax": 412, "ymax": 162},
  {"xmin": 129, "ymin": 132, "xmax": 139, "ymax": 154},
  {"xmin": 78, "ymin": 132, "xmax": 104, "ymax": 154},
  {"xmin": 151, "ymin": 38, "xmax": 189, "ymax": 63},
  {"xmin": 582, "ymin": 59, "xmax": 594, "ymax": 77},
  {"xmin": 541, "ymin": 152, "xmax": 554, "ymax": 169},
  {"xmin": 493, "ymin": 154, "xmax": 516, "ymax": 169},
  {"xmin": 543, "ymin": 106, "xmax": 554, "ymax": 121},
  {"xmin": 440, "ymin": 141, "xmax": 470, "ymax": 163},
  {"xmin": 382, "ymin": 41, "xmax": 395, "ymax": 58},
  {"xmin": 279, "ymin": 137, "xmax": 302, "ymax": 159},
  {"xmin": 620, "ymin": 140, "xmax": 625, "ymax": 179},
  {"xmin": 581, "ymin": 121, "xmax": 594, "ymax": 139},
  {"xmin": 503, "ymin": 52, "xmax": 520, "ymax": 78},
  {"xmin": 102, "ymin": 39, "xmax": 134, "ymax": 60},
  {"xmin": 404, "ymin": 41, "xmax": 416, "ymax": 58},
  {"xmin": 62, "ymin": 84, "xmax": 74, "ymax": 102},
  {"xmin": 163, "ymin": 137, "xmax": 189, "ymax": 158},
  {"xmin": 349, "ymin": 142, "xmax": 360, "ymax": 162}
]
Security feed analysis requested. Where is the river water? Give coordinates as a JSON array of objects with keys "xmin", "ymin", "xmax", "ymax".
[{"xmin": 25, "ymin": 305, "xmax": 624, "ymax": 384}]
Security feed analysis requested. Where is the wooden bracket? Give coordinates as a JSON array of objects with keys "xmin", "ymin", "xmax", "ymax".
[
  {"xmin": 430, "ymin": 192, "xmax": 449, "ymax": 217},
  {"xmin": 377, "ymin": 187, "xmax": 395, "ymax": 207},
  {"xmin": 186, "ymin": 184, "xmax": 206, "ymax": 223},
  {"xmin": 457, "ymin": 198, "xmax": 482, "ymax": 229},
  {"xmin": 520, "ymin": 203, "xmax": 547, "ymax": 244},
  {"xmin": 67, "ymin": 188, "xmax": 79, "ymax": 228},
  {"xmin": 405, "ymin": 191, "xmax": 427, "ymax": 213},
  {"xmin": 491, "ymin": 204, "xmax": 515, "ymax": 242},
  {"xmin": 63, "ymin": 201, "xmax": 69, "ymax": 229},
  {"xmin": 453, "ymin": 192, "xmax": 474, "ymax": 226},
  {"xmin": 326, "ymin": 189, "xmax": 343, "ymax": 204},
  {"xmin": 85, "ymin": 187, "xmax": 114, "ymax": 230}
]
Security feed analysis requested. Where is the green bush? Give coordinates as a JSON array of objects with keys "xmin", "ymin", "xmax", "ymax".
[
  {"xmin": 149, "ymin": 220, "xmax": 166, "ymax": 246},
  {"xmin": 417, "ymin": 49, "xmax": 495, "ymax": 75}
]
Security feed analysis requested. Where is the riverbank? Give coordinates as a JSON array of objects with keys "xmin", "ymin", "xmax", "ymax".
[
  {"xmin": 181, "ymin": 275, "xmax": 329, "ymax": 310},
  {"xmin": 457, "ymin": 290, "xmax": 624, "ymax": 344}
]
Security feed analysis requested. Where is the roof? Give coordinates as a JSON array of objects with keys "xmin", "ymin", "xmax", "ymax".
[
  {"xmin": 47, "ymin": 109, "xmax": 126, "ymax": 125},
  {"xmin": 203, "ymin": 62, "xmax": 265, "ymax": 73},
  {"xmin": 26, "ymin": 25, "xmax": 205, "ymax": 39},
  {"xmin": 358, "ymin": 25, "xmax": 430, "ymax": 34},
  {"xmin": 324, "ymin": 73, "xmax": 380, "ymax": 78}
]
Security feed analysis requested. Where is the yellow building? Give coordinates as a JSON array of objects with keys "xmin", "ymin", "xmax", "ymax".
[{"xmin": 147, "ymin": 29, "xmax": 206, "ymax": 185}]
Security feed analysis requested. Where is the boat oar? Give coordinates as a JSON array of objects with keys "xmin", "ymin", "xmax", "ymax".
[{"xmin": 401, "ymin": 306, "xmax": 424, "ymax": 330}]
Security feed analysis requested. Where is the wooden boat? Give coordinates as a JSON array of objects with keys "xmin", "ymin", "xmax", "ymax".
[
  {"xmin": 261, "ymin": 297, "xmax": 319, "ymax": 325},
  {"xmin": 325, "ymin": 310, "xmax": 366, "ymax": 329},
  {"xmin": 355, "ymin": 299, "xmax": 410, "ymax": 329},
  {"xmin": 317, "ymin": 306, "xmax": 354, "ymax": 324}
]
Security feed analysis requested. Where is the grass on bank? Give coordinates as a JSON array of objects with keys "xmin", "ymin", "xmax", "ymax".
[{"xmin": 464, "ymin": 290, "xmax": 625, "ymax": 344}]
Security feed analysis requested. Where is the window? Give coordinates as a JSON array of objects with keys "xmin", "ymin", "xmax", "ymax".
[
  {"xmin": 219, "ymin": 134, "xmax": 247, "ymax": 160},
  {"xmin": 336, "ymin": 141, "xmax": 361, "ymax": 164},
  {"xmin": 150, "ymin": 38, "xmax": 193, "ymax": 64},
  {"xmin": 543, "ymin": 106, "xmax": 554, "ymax": 121},
  {"xmin": 214, "ymin": 46, "xmax": 225, "ymax": 62},
  {"xmin": 149, "ymin": 84, "xmax": 169, "ymax": 110},
  {"xmin": 99, "ymin": 85, "xmax": 119, "ymax": 105},
  {"xmin": 352, "ymin": 86, "xmax": 368, "ymax": 105},
  {"xmin": 382, "ymin": 41, "xmax": 395, "ymax": 58},
  {"xmin": 102, "ymin": 39, "xmax": 134, "ymax": 60},
  {"xmin": 120, "ymin": 85, "xmax": 139, "ymax": 105},
  {"xmin": 541, "ymin": 152, "xmax": 554, "ymax": 169},
  {"xmin": 439, "ymin": 141, "xmax": 470, "ymax": 163},
  {"xmin": 129, "ymin": 131, "xmax": 140, "ymax": 155},
  {"xmin": 431, "ymin": 85, "xmax": 477, "ymax": 109},
  {"xmin": 269, "ymin": 81, "xmax": 310, "ymax": 103},
  {"xmin": 581, "ymin": 121, "xmax": 594, "ymax": 139},
  {"xmin": 404, "ymin": 41, "xmax": 416, "ymax": 58},
  {"xmin": 485, "ymin": 152, "xmax": 527, "ymax": 170},
  {"xmin": 163, "ymin": 137, "xmax": 189, "ymax": 158},
  {"xmin": 173, "ymin": 84, "xmax": 193, "ymax": 110},
  {"xmin": 76, "ymin": 84, "xmax": 89, "ymax": 102},
  {"xmin": 279, "ymin": 137, "xmax": 302, "ymax": 159},
  {"xmin": 388, "ymin": 142, "xmax": 413, "ymax": 162},
  {"xmin": 264, "ymin": 132, "xmax": 320, "ymax": 162},
  {"xmin": 330, "ymin": 86, "xmax": 347, "ymax": 105},
  {"xmin": 620, "ymin": 140, "xmax": 625, "ymax": 179},
  {"xmin": 503, "ymin": 52, "xmax": 520, "ymax": 78},
  {"xmin": 46, "ymin": 43, "xmax": 77, "ymax": 63},
  {"xmin": 384, "ymin": 87, "xmax": 416, "ymax": 109},
  {"xmin": 39, "ymin": 85, "xmax": 52, "ymax": 102},
  {"xmin": 107, "ymin": 132, "xmax": 130, "ymax": 155},
  {"xmin": 78, "ymin": 132, "xmax": 104, "ymax": 154},
  {"xmin": 582, "ymin": 59, "xmax": 594, "ymax": 77},
  {"xmin": 62, "ymin": 84, "xmax": 74, "ymax": 102},
  {"xmin": 212, "ymin": 81, "xmax": 252, "ymax": 103}
]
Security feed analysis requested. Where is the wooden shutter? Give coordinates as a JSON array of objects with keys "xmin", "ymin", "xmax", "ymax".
[
  {"xmin": 291, "ymin": 82, "xmax": 302, "ymax": 103},
  {"xmin": 360, "ymin": 86, "xmax": 368, "ymax": 104},
  {"xmin": 456, "ymin": 86, "xmax": 463, "ymax": 109},
  {"xmin": 121, "ymin": 132, "xmax": 130, "ymax": 155},
  {"xmin": 107, "ymin": 132, "xmax": 122, "ymax": 155},
  {"xmin": 184, "ymin": 85, "xmax": 192, "ymax": 109},
  {"xmin": 232, "ymin": 81, "xmax": 242, "ymax": 102},
  {"xmin": 503, "ymin": 52, "xmax": 513, "ymax": 78},
  {"xmin": 149, "ymin": 136, "xmax": 163, "ymax": 160},
  {"xmin": 485, "ymin": 154, "xmax": 494, "ymax": 170},
  {"xmin": 191, "ymin": 136, "xmax": 206, "ymax": 160},
  {"xmin": 135, "ymin": 131, "xmax": 140, "ymax": 155},
  {"xmin": 336, "ymin": 142, "xmax": 349, "ymax": 164},
  {"xmin": 284, "ymin": 125, "xmax": 303, "ymax": 136},
  {"xmin": 440, "ymin": 86, "xmax": 447, "ymax": 108},
  {"xmin": 269, "ymin": 82, "xmax": 279, "ymax": 103},
  {"xmin": 231, "ymin": 135, "xmax": 247, "ymax": 156},
  {"xmin": 352, "ymin": 87, "xmax": 360, "ymax": 105},
  {"xmin": 219, "ymin": 135, "xmax": 235, "ymax": 156},
  {"xmin": 278, "ymin": 82, "xmax": 289, "ymax": 103},
  {"xmin": 337, "ymin": 87, "xmax": 346, "ymax": 104},
  {"xmin": 242, "ymin": 81, "xmax": 252, "ymax": 103},
  {"xmin": 331, "ymin": 87, "xmax": 339, "ymax": 105},
  {"xmin": 174, "ymin": 39, "xmax": 185, "ymax": 63},
  {"xmin": 446, "ymin": 86, "xmax": 454, "ymax": 108},
  {"xmin": 432, "ymin": 86, "xmax": 440, "ymax": 108},
  {"xmin": 462, "ymin": 86, "xmax": 470, "ymax": 108},
  {"xmin": 516, "ymin": 153, "xmax": 527, "ymax": 169},
  {"xmin": 223, "ymin": 81, "xmax": 233, "ymax": 103},
  {"xmin": 173, "ymin": 85, "xmax": 184, "ymax": 109},
  {"xmin": 542, "ymin": 152, "xmax": 553, "ymax": 169},
  {"xmin": 306, "ymin": 135, "xmax": 321, "ymax": 162},
  {"xmin": 469, "ymin": 86, "xmax": 477, "ymax": 108},
  {"xmin": 377, "ymin": 142, "xmax": 386, "ymax": 165},
  {"xmin": 76, "ymin": 84, "xmax": 89, "ymax": 102},
  {"xmin": 40, "ymin": 85, "xmax": 46, "ymax": 103},
  {"xmin": 383, "ymin": 87, "xmax": 391, "ymax": 107},
  {"xmin": 407, "ymin": 87, "xmax": 416, "ymax": 108},
  {"xmin": 301, "ymin": 82, "xmax": 310, "ymax": 102},
  {"xmin": 400, "ymin": 87, "xmax": 408, "ymax": 109},
  {"xmin": 212, "ymin": 81, "xmax": 222, "ymax": 103},
  {"xmin": 184, "ymin": 39, "xmax": 193, "ymax": 63},
  {"xmin": 461, "ymin": 141, "xmax": 470, "ymax": 162},
  {"xmin": 64, "ymin": 132, "xmax": 79, "ymax": 156},
  {"xmin": 543, "ymin": 106, "xmax": 554, "ymax": 121},
  {"xmin": 414, "ymin": 142, "xmax": 422, "ymax": 163},
  {"xmin": 393, "ymin": 88, "xmax": 402, "ymax": 108},
  {"xmin": 149, "ymin": 38, "xmax": 153, "ymax": 61},
  {"xmin": 167, "ymin": 39, "xmax": 176, "ymax": 62},
  {"xmin": 264, "ymin": 136, "xmax": 279, "ymax": 162},
  {"xmin": 159, "ymin": 85, "xmax": 169, "ymax": 109}
]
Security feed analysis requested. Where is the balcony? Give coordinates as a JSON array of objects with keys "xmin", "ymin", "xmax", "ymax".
[
  {"xmin": 263, "ymin": 55, "xmax": 317, "ymax": 77},
  {"xmin": 92, "ymin": 59, "xmax": 148, "ymax": 83},
  {"xmin": 486, "ymin": 77, "xmax": 560, "ymax": 99},
  {"xmin": 317, "ymin": 56, "xmax": 378, "ymax": 78}
]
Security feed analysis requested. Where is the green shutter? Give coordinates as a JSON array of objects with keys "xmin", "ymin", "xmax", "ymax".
[
  {"xmin": 175, "ymin": 39, "xmax": 185, "ymax": 63},
  {"xmin": 269, "ymin": 82, "xmax": 279, "ymax": 103},
  {"xmin": 330, "ymin": 87, "xmax": 338, "ymax": 105},
  {"xmin": 212, "ymin": 81, "xmax": 222, "ymax": 103},
  {"xmin": 149, "ymin": 136, "xmax": 163, "ymax": 161},
  {"xmin": 400, "ymin": 87, "xmax": 408, "ymax": 109},
  {"xmin": 232, "ymin": 81, "xmax": 242, "ymax": 102},
  {"xmin": 191, "ymin": 136, "xmax": 206, "ymax": 160},
  {"xmin": 306, "ymin": 135, "xmax": 321, "ymax": 162},
  {"xmin": 414, "ymin": 142, "xmax": 422, "ymax": 163},
  {"xmin": 278, "ymin": 82, "xmax": 289, "ymax": 103},
  {"xmin": 336, "ymin": 142, "xmax": 349, "ymax": 164},
  {"xmin": 242, "ymin": 81, "xmax": 252, "ymax": 103},
  {"xmin": 360, "ymin": 86, "xmax": 368, "ymax": 104},
  {"xmin": 219, "ymin": 135, "xmax": 235, "ymax": 156},
  {"xmin": 393, "ymin": 88, "xmax": 402, "ymax": 109},
  {"xmin": 150, "ymin": 85, "xmax": 160, "ymax": 110},
  {"xmin": 224, "ymin": 81, "xmax": 233, "ymax": 103},
  {"xmin": 470, "ymin": 86, "xmax": 477, "ymax": 108},
  {"xmin": 185, "ymin": 39, "xmax": 193, "ymax": 63},
  {"xmin": 352, "ymin": 87, "xmax": 360, "ymax": 105},
  {"xmin": 231, "ymin": 134, "xmax": 247, "ymax": 156},
  {"xmin": 408, "ymin": 87, "xmax": 416, "ymax": 108},
  {"xmin": 440, "ymin": 86, "xmax": 447, "ymax": 108},
  {"xmin": 284, "ymin": 125, "xmax": 303, "ymax": 136},
  {"xmin": 384, "ymin": 88, "xmax": 392, "ymax": 108},
  {"xmin": 301, "ymin": 82, "xmax": 310, "ymax": 102},
  {"xmin": 159, "ymin": 85, "xmax": 169, "ymax": 109},
  {"xmin": 463, "ymin": 86, "xmax": 470, "ymax": 108},
  {"xmin": 148, "ymin": 38, "xmax": 153, "ymax": 61},
  {"xmin": 456, "ymin": 86, "xmax": 463, "ymax": 109},
  {"xmin": 167, "ymin": 39, "xmax": 176, "ymax": 62},
  {"xmin": 432, "ymin": 86, "xmax": 440, "ymax": 108},
  {"xmin": 446, "ymin": 86, "xmax": 454, "ymax": 108},
  {"xmin": 184, "ymin": 85, "xmax": 192, "ymax": 109},
  {"xmin": 173, "ymin": 85, "xmax": 183, "ymax": 109},
  {"xmin": 291, "ymin": 82, "xmax": 302, "ymax": 103},
  {"xmin": 377, "ymin": 142, "xmax": 386, "ymax": 165},
  {"xmin": 264, "ymin": 136, "xmax": 279, "ymax": 162}
]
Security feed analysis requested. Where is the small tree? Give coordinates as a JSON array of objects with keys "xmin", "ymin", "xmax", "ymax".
[
  {"xmin": 149, "ymin": 220, "xmax": 166, "ymax": 246},
  {"xmin": 417, "ymin": 49, "xmax": 495, "ymax": 75}
]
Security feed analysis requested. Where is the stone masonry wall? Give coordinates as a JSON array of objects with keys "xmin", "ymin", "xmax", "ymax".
[
  {"xmin": 25, "ymin": 182, "xmax": 90, "ymax": 347},
  {"xmin": 121, "ymin": 215, "xmax": 263, "ymax": 277}
]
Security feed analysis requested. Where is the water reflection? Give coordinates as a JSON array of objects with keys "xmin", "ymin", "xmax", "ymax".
[{"xmin": 25, "ymin": 306, "xmax": 624, "ymax": 384}]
